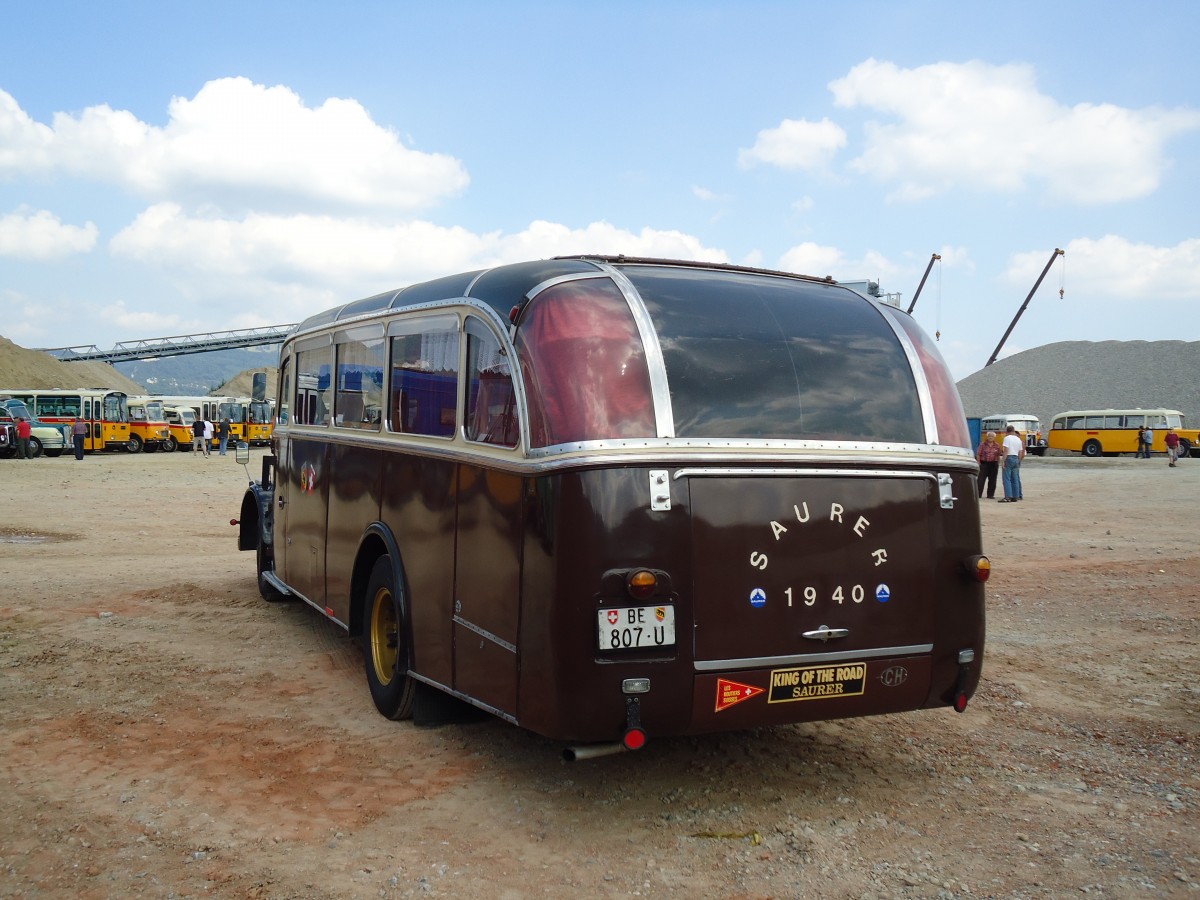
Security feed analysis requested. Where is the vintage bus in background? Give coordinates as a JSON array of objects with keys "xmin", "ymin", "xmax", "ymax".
[
  {"xmin": 979, "ymin": 413, "xmax": 1047, "ymax": 456},
  {"xmin": 0, "ymin": 388, "xmax": 130, "ymax": 452},
  {"xmin": 1047, "ymin": 408, "xmax": 1197, "ymax": 458},
  {"xmin": 160, "ymin": 405, "xmax": 197, "ymax": 452},
  {"xmin": 234, "ymin": 257, "xmax": 988, "ymax": 757},
  {"xmin": 151, "ymin": 395, "xmax": 274, "ymax": 447},
  {"xmin": 125, "ymin": 398, "xmax": 172, "ymax": 453}
]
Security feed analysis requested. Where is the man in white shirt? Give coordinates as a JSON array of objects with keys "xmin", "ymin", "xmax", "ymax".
[{"xmin": 999, "ymin": 425, "xmax": 1025, "ymax": 503}]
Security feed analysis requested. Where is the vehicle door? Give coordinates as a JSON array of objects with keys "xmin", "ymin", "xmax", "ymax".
[{"xmin": 451, "ymin": 318, "xmax": 522, "ymax": 717}]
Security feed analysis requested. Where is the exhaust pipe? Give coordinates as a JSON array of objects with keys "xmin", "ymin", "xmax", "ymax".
[{"xmin": 562, "ymin": 742, "xmax": 627, "ymax": 762}]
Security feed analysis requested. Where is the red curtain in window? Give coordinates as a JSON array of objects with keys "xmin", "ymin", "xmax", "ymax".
[{"xmin": 515, "ymin": 278, "xmax": 656, "ymax": 447}]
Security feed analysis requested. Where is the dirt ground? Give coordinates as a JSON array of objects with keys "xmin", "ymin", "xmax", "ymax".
[{"xmin": 1, "ymin": 448, "xmax": 1196, "ymax": 899}]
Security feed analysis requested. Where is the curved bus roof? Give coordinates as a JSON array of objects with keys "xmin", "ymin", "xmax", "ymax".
[{"xmin": 287, "ymin": 256, "xmax": 971, "ymax": 452}]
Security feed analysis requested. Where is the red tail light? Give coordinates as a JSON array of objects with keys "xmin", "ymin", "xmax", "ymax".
[{"xmin": 964, "ymin": 555, "xmax": 991, "ymax": 582}]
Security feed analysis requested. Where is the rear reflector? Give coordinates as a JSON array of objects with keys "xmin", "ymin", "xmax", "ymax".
[{"xmin": 622, "ymin": 727, "xmax": 647, "ymax": 751}]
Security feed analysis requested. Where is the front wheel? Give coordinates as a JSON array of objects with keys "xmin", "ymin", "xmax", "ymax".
[
  {"xmin": 127, "ymin": 433, "xmax": 143, "ymax": 453},
  {"xmin": 1178, "ymin": 438, "xmax": 1192, "ymax": 459},
  {"xmin": 164, "ymin": 435, "xmax": 178, "ymax": 452},
  {"xmin": 28, "ymin": 436, "xmax": 43, "ymax": 458},
  {"xmin": 363, "ymin": 555, "xmax": 415, "ymax": 720},
  {"xmin": 1081, "ymin": 439, "xmax": 1102, "ymax": 458}
]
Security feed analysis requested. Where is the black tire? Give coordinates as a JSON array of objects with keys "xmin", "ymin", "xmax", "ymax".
[
  {"xmin": 127, "ymin": 433, "xmax": 143, "ymax": 453},
  {"xmin": 28, "ymin": 437, "xmax": 43, "ymax": 459},
  {"xmin": 256, "ymin": 540, "xmax": 287, "ymax": 602},
  {"xmin": 1178, "ymin": 438, "xmax": 1192, "ymax": 460},
  {"xmin": 164, "ymin": 436, "xmax": 178, "ymax": 452},
  {"xmin": 1082, "ymin": 439, "xmax": 1102, "ymax": 458},
  {"xmin": 363, "ymin": 554, "xmax": 415, "ymax": 720},
  {"xmin": 45, "ymin": 449, "xmax": 63, "ymax": 458}
]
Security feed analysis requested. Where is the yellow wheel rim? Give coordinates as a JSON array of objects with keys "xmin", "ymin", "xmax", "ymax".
[{"xmin": 368, "ymin": 584, "xmax": 398, "ymax": 687}]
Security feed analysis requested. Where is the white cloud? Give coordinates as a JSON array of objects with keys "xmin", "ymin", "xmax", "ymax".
[
  {"xmin": 0, "ymin": 79, "xmax": 469, "ymax": 212},
  {"xmin": 110, "ymin": 205, "xmax": 729, "ymax": 287},
  {"xmin": 828, "ymin": 59, "xmax": 1200, "ymax": 204},
  {"xmin": 738, "ymin": 117, "xmax": 847, "ymax": 170},
  {"xmin": 1006, "ymin": 236, "xmax": 1200, "ymax": 302},
  {"xmin": 0, "ymin": 208, "xmax": 98, "ymax": 259},
  {"xmin": 777, "ymin": 241, "xmax": 847, "ymax": 278}
]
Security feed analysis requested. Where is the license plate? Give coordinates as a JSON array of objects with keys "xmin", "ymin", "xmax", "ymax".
[{"xmin": 597, "ymin": 605, "xmax": 677, "ymax": 651}]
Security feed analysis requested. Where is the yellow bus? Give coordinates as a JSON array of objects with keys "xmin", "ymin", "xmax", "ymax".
[
  {"xmin": 1047, "ymin": 409, "xmax": 1197, "ymax": 458},
  {"xmin": 126, "ymin": 398, "xmax": 172, "ymax": 453},
  {"xmin": 0, "ymin": 388, "xmax": 131, "ymax": 452}
]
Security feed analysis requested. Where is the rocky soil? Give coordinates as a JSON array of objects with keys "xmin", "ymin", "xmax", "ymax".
[{"xmin": 1, "ymin": 450, "xmax": 1196, "ymax": 899}]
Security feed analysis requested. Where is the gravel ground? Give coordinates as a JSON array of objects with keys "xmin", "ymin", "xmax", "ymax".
[{"xmin": 0, "ymin": 450, "xmax": 1197, "ymax": 898}]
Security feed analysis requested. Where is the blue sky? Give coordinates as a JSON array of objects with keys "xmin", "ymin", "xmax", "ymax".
[{"xmin": 1, "ymin": 1, "xmax": 1197, "ymax": 380}]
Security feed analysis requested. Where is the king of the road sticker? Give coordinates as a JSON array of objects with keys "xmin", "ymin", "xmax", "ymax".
[
  {"xmin": 768, "ymin": 663, "xmax": 867, "ymax": 703},
  {"xmin": 715, "ymin": 678, "xmax": 765, "ymax": 712}
]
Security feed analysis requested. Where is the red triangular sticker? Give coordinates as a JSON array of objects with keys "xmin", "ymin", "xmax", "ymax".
[{"xmin": 715, "ymin": 678, "xmax": 765, "ymax": 712}]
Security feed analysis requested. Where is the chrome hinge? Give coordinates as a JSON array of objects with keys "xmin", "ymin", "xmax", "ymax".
[
  {"xmin": 649, "ymin": 469, "xmax": 671, "ymax": 511},
  {"xmin": 938, "ymin": 472, "xmax": 956, "ymax": 509}
]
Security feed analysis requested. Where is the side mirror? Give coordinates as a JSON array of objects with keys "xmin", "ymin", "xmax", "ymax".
[{"xmin": 235, "ymin": 441, "xmax": 250, "ymax": 464}]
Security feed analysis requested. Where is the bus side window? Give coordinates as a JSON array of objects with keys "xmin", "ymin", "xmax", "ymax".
[
  {"xmin": 465, "ymin": 319, "xmax": 518, "ymax": 448},
  {"xmin": 294, "ymin": 345, "xmax": 332, "ymax": 427},
  {"xmin": 387, "ymin": 319, "xmax": 459, "ymax": 438}
]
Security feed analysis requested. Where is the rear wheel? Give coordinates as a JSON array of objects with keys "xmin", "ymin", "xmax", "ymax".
[
  {"xmin": 363, "ymin": 554, "xmax": 415, "ymax": 720},
  {"xmin": 1082, "ymin": 439, "xmax": 1102, "ymax": 458}
]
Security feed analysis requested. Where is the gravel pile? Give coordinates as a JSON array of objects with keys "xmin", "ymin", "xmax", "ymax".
[{"xmin": 956, "ymin": 340, "xmax": 1199, "ymax": 428}]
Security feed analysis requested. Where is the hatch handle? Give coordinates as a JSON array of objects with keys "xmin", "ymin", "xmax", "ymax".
[
  {"xmin": 802, "ymin": 625, "xmax": 849, "ymax": 642},
  {"xmin": 937, "ymin": 472, "xmax": 956, "ymax": 509}
]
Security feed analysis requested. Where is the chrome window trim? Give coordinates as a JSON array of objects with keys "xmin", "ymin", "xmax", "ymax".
[
  {"xmin": 591, "ymin": 263, "xmax": 676, "ymax": 438},
  {"xmin": 694, "ymin": 643, "xmax": 933, "ymax": 672},
  {"xmin": 874, "ymin": 304, "xmax": 938, "ymax": 445},
  {"xmin": 523, "ymin": 267, "xmax": 675, "ymax": 439}
]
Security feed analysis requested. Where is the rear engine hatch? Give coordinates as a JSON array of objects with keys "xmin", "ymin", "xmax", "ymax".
[{"xmin": 689, "ymin": 472, "xmax": 936, "ymax": 665}]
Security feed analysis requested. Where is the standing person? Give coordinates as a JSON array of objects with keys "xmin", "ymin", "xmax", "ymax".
[
  {"xmin": 999, "ymin": 424, "xmax": 1025, "ymax": 503},
  {"xmin": 191, "ymin": 417, "xmax": 206, "ymax": 455},
  {"xmin": 15, "ymin": 417, "xmax": 32, "ymax": 459},
  {"xmin": 1143, "ymin": 425, "xmax": 1154, "ymax": 459},
  {"xmin": 1164, "ymin": 426, "xmax": 1181, "ymax": 467},
  {"xmin": 975, "ymin": 431, "xmax": 1001, "ymax": 499},
  {"xmin": 217, "ymin": 417, "xmax": 231, "ymax": 456},
  {"xmin": 202, "ymin": 417, "xmax": 214, "ymax": 458},
  {"xmin": 72, "ymin": 417, "xmax": 87, "ymax": 460},
  {"xmin": 1135, "ymin": 426, "xmax": 1147, "ymax": 458}
]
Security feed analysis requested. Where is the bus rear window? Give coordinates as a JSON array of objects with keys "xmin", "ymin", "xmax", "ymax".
[
  {"xmin": 515, "ymin": 277, "xmax": 656, "ymax": 447},
  {"xmin": 626, "ymin": 267, "xmax": 925, "ymax": 442}
]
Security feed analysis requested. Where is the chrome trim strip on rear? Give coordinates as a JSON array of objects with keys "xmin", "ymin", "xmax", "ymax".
[
  {"xmin": 694, "ymin": 643, "xmax": 933, "ymax": 672},
  {"xmin": 452, "ymin": 615, "xmax": 517, "ymax": 654},
  {"xmin": 673, "ymin": 467, "xmax": 940, "ymax": 482}
]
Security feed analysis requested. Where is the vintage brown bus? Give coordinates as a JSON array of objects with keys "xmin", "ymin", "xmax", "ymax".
[{"xmin": 235, "ymin": 256, "xmax": 988, "ymax": 756}]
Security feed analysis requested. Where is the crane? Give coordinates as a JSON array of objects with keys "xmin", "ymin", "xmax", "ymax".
[
  {"xmin": 906, "ymin": 252, "xmax": 941, "ymax": 314},
  {"xmin": 985, "ymin": 248, "xmax": 1065, "ymax": 367}
]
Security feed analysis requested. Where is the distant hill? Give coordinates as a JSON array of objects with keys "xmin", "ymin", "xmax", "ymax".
[
  {"xmin": 0, "ymin": 335, "xmax": 144, "ymax": 393},
  {"xmin": 956, "ymin": 340, "xmax": 1199, "ymax": 428}
]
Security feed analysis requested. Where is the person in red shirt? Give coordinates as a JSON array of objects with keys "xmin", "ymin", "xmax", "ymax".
[
  {"xmin": 1164, "ymin": 427, "xmax": 1181, "ymax": 467},
  {"xmin": 15, "ymin": 416, "xmax": 32, "ymax": 459},
  {"xmin": 975, "ymin": 431, "xmax": 1001, "ymax": 499}
]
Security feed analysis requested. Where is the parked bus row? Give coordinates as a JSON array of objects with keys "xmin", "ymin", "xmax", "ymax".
[{"xmin": 0, "ymin": 389, "xmax": 274, "ymax": 455}]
